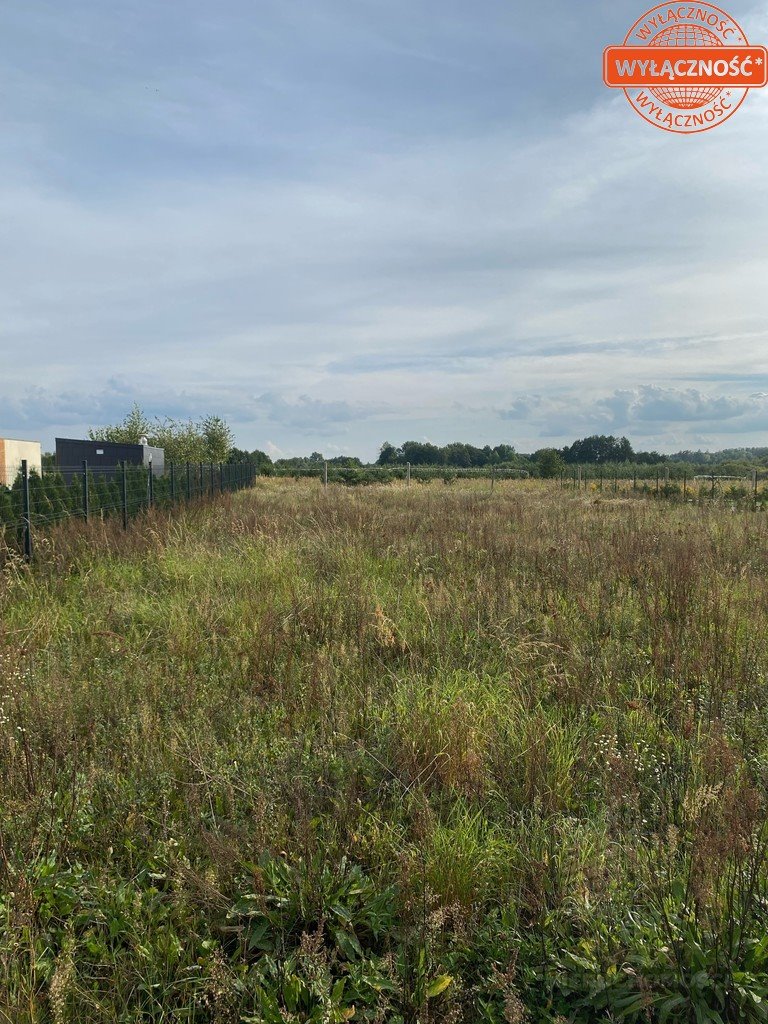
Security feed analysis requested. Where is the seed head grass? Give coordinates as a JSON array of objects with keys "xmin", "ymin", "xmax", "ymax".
[{"xmin": 1, "ymin": 479, "xmax": 768, "ymax": 1021}]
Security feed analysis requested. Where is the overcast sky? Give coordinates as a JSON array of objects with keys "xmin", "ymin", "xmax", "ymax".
[{"xmin": 2, "ymin": 0, "xmax": 768, "ymax": 459}]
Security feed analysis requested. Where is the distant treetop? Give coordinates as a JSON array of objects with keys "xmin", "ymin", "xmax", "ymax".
[{"xmin": 89, "ymin": 404, "xmax": 235, "ymax": 463}]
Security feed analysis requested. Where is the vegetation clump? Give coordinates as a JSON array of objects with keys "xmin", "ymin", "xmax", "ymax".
[{"xmin": 1, "ymin": 479, "xmax": 768, "ymax": 1021}]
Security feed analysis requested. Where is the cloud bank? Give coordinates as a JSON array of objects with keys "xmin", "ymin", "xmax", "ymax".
[{"xmin": 1, "ymin": 0, "xmax": 768, "ymax": 458}]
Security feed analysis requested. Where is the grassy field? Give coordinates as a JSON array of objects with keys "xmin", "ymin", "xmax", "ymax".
[{"xmin": 2, "ymin": 479, "xmax": 768, "ymax": 1023}]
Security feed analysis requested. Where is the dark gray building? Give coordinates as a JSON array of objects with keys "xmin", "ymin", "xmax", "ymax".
[{"xmin": 55, "ymin": 438, "xmax": 165, "ymax": 481}]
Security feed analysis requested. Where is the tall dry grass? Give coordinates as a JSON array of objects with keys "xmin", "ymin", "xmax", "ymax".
[{"xmin": 1, "ymin": 479, "xmax": 768, "ymax": 1022}]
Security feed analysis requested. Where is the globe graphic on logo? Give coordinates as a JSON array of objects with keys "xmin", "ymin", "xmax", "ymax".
[{"xmin": 648, "ymin": 24, "xmax": 723, "ymax": 109}]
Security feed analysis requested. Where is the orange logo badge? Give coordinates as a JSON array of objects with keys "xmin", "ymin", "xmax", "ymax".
[{"xmin": 603, "ymin": 3, "xmax": 767, "ymax": 132}]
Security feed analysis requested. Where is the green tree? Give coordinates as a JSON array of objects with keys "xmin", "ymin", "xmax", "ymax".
[
  {"xmin": 151, "ymin": 418, "xmax": 206, "ymax": 462},
  {"xmin": 564, "ymin": 435, "xmax": 634, "ymax": 464},
  {"xmin": 536, "ymin": 448, "xmax": 566, "ymax": 478},
  {"xmin": 634, "ymin": 450, "xmax": 667, "ymax": 465},
  {"xmin": 201, "ymin": 416, "xmax": 235, "ymax": 463},
  {"xmin": 493, "ymin": 444, "xmax": 517, "ymax": 463},
  {"xmin": 89, "ymin": 403, "xmax": 152, "ymax": 444},
  {"xmin": 377, "ymin": 442, "xmax": 399, "ymax": 466},
  {"xmin": 443, "ymin": 442, "xmax": 474, "ymax": 467},
  {"xmin": 90, "ymin": 407, "xmax": 237, "ymax": 464},
  {"xmin": 228, "ymin": 448, "xmax": 273, "ymax": 473},
  {"xmin": 400, "ymin": 441, "xmax": 442, "ymax": 466},
  {"xmin": 328, "ymin": 456, "xmax": 363, "ymax": 467}
]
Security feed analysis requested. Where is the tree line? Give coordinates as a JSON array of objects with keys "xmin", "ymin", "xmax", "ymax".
[
  {"xmin": 29, "ymin": 406, "xmax": 768, "ymax": 482},
  {"xmin": 85, "ymin": 403, "xmax": 236, "ymax": 464},
  {"xmin": 375, "ymin": 436, "xmax": 665, "ymax": 476}
]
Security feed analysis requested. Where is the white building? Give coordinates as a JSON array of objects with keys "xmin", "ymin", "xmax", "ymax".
[{"xmin": 0, "ymin": 437, "xmax": 42, "ymax": 487}]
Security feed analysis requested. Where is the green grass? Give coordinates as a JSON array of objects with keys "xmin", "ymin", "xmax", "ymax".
[{"xmin": 2, "ymin": 479, "xmax": 768, "ymax": 1022}]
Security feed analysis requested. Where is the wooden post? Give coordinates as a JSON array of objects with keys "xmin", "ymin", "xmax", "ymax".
[
  {"xmin": 324, "ymin": 462, "xmax": 328, "ymax": 489},
  {"xmin": 407, "ymin": 462, "xmax": 411, "ymax": 487}
]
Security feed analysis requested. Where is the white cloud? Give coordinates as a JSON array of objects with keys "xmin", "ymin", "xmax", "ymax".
[
  {"xmin": 1, "ymin": 0, "xmax": 768, "ymax": 459},
  {"xmin": 498, "ymin": 386, "xmax": 768, "ymax": 448}
]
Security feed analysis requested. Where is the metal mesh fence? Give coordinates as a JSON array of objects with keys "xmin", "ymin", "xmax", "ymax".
[
  {"xmin": 0, "ymin": 460, "xmax": 257, "ymax": 560},
  {"xmin": 2, "ymin": 460, "xmax": 767, "ymax": 563}
]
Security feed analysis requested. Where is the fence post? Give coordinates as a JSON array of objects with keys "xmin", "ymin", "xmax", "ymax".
[
  {"xmin": 171, "ymin": 462, "xmax": 176, "ymax": 503},
  {"xmin": 186, "ymin": 462, "xmax": 192, "ymax": 502},
  {"xmin": 683, "ymin": 473, "xmax": 687, "ymax": 500},
  {"xmin": 199, "ymin": 462, "xmax": 203, "ymax": 499},
  {"xmin": 148, "ymin": 459, "xmax": 154, "ymax": 508},
  {"xmin": 599, "ymin": 471, "xmax": 603, "ymax": 492},
  {"xmin": 121, "ymin": 461, "xmax": 128, "ymax": 530},
  {"xmin": 324, "ymin": 462, "xmax": 328, "ymax": 489},
  {"xmin": 219, "ymin": 462, "xmax": 224, "ymax": 494},
  {"xmin": 711, "ymin": 475, "xmax": 716, "ymax": 500},
  {"xmin": 753, "ymin": 470, "xmax": 758, "ymax": 507},
  {"xmin": 82, "ymin": 459, "xmax": 89, "ymax": 522},
  {"xmin": 407, "ymin": 462, "xmax": 411, "ymax": 487},
  {"xmin": 21, "ymin": 459, "xmax": 32, "ymax": 561}
]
